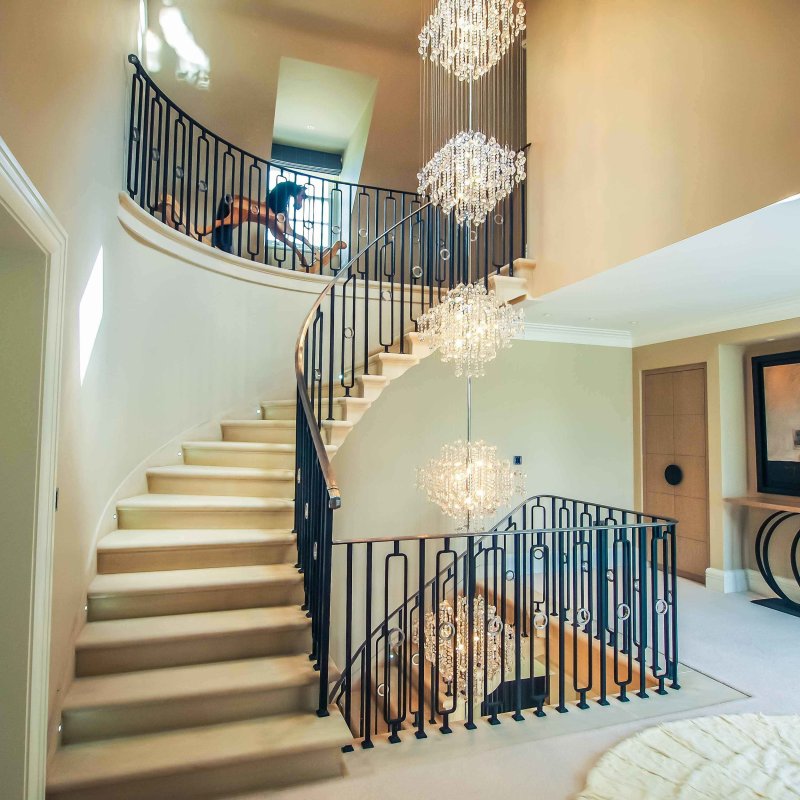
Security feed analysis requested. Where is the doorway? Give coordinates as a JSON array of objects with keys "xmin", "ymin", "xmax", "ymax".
[
  {"xmin": 0, "ymin": 204, "xmax": 49, "ymax": 797},
  {"xmin": 0, "ymin": 138, "xmax": 66, "ymax": 799},
  {"xmin": 643, "ymin": 364, "xmax": 710, "ymax": 582}
]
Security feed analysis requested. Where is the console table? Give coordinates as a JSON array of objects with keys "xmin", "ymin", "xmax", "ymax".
[{"xmin": 726, "ymin": 496, "xmax": 800, "ymax": 617}]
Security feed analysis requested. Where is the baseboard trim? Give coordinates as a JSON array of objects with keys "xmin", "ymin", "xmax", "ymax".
[{"xmin": 705, "ymin": 567, "xmax": 748, "ymax": 594}]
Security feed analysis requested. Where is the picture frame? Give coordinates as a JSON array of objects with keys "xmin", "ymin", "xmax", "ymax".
[{"xmin": 752, "ymin": 349, "xmax": 800, "ymax": 497}]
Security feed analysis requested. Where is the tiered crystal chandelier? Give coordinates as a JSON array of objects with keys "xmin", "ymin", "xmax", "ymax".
[
  {"xmin": 417, "ymin": 439, "xmax": 524, "ymax": 530},
  {"xmin": 418, "ymin": 0, "xmax": 527, "ymax": 226},
  {"xmin": 417, "ymin": 282, "xmax": 524, "ymax": 377},
  {"xmin": 418, "ymin": 132, "xmax": 526, "ymax": 226},
  {"xmin": 419, "ymin": 0, "xmax": 527, "ymax": 82},
  {"xmin": 416, "ymin": 282, "xmax": 525, "ymax": 530},
  {"xmin": 413, "ymin": 595, "xmax": 515, "ymax": 699}
]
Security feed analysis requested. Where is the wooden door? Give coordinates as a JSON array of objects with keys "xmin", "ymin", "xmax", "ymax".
[{"xmin": 643, "ymin": 364, "xmax": 709, "ymax": 582}]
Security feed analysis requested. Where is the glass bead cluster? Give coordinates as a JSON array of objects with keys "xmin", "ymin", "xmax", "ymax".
[
  {"xmin": 413, "ymin": 595, "xmax": 515, "ymax": 699},
  {"xmin": 417, "ymin": 131, "xmax": 526, "ymax": 226},
  {"xmin": 416, "ymin": 439, "xmax": 525, "ymax": 530},
  {"xmin": 419, "ymin": 0, "xmax": 526, "ymax": 82},
  {"xmin": 417, "ymin": 282, "xmax": 525, "ymax": 378}
]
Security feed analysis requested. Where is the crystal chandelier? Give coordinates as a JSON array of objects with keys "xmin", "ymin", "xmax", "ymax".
[
  {"xmin": 417, "ymin": 282, "xmax": 525, "ymax": 378},
  {"xmin": 418, "ymin": 131, "xmax": 526, "ymax": 226},
  {"xmin": 417, "ymin": 439, "xmax": 524, "ymax": 530},
  {"xmin": 419, "ymin": 0, "xmax": 527, "ymax": 82},
  {"xmin": 412, "ymin": 595, "xmax": 515, "ymax": 699}
]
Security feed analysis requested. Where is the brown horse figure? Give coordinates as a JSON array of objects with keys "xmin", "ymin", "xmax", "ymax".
[{"xmin": 155, "ymin": 194, "xmax": 347, "ymax": 274}]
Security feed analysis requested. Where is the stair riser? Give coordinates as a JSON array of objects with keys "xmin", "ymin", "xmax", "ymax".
[
  {"xmin": 323, "ymin": 427, "xmax": 351, "ymax": 448},
  {"xmin": 97, "ymin": 543, "xmax": 295, "ymax": 574},
  {"xmin": 356, "ymin": 380, "xmax": 386, "ymax": 401},
  {"xmin": 46, "ymin": 746, "xmax": 343, "ymax": 800},
  {"xmin": 222, "ymin": 425, "xmax": 295, "ymax": 444},
  {"xmin": 260, "ymin": 405, "xmax": 297, "ymax": 421},
  {"xmin": 88, "ymin": 581, "xmax": 304, "ymax": 621},
  {"xmin": 147, "ymin": 473, "xmax": 294, "ymax": 498},
  {"xmin": 183, "ymin": 448, "xmax": 294, "ymax": 470},
  {"xmin": 76, "ymin": 628, "xmax": 311, "ymax": 677},
  {"xmin": 62, "ymin": 683, "xmax": 317, "ymax": 745},
  {"xmin": 371, "ymin": 362, "xmax": 415, "ymax": 380},
  {"xmin": 117, "ymin": 508, "xmax": 294, "ymax": 530}
]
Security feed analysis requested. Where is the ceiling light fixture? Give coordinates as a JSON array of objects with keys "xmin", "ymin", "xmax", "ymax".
[{"xmin": 419, "ymin": 0, "xmax": 526, "ymax": 82}]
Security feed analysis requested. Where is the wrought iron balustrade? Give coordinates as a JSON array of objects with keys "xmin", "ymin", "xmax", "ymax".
[
  {"xmin": 125, "ymin": 55, "xmax": 524, "ymax": 278},
  {"xmin": 294, "ymin": 185, "xmax": 527, "ymax": 716},
  {"xmin": 328, "ymin": 495, "xmax": 679, "ymax": 746}
]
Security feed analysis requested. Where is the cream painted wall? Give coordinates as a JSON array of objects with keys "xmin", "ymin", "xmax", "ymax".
[
  {"xmin": 327, "ymin": 339, "xmax": 634, "ymax": 666},
  {"xmin": 147, "ymin": 0, "xmax": 421, "ymax": 191},
  {"xmin": 335, "ymin": 340, "xmax": 634, "ymax": 540},
  {"xmin": 633, "ymin": 317, "xmax": 800, "ymax": 584},
  {"xmin": 0, "ymin": 0, "xmax": 142, "ymax": 742},
  {"xmin": 0, "ymin": 242, "xmax": 47, "ymax": 799},
  {"xmin": 0, "ymin": 0, "xmax": 331, "ymax": 745},
  {"xmin": 527, "ymin": 0, "xmax": 800, "ymax": 295}
]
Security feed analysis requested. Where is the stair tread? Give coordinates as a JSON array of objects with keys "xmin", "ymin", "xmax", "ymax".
[
  {"xmin": 222, "ymin": 420, "xmax": 295, "ymax": 428},
  {"xmin": 371, "ymin": 351, "xmax": 419, "ymax": 362},
  {"xmin": 183, "ymin": 440, "xmax": 338, "ymax": 454},
  {"xmin": 117, "ymin": 494, "xmax": 294, "ymax": 511},
  {"xmin": 147, "ymin": 465, "xmax": 293, "ymax": 480},
  {"xmin": 63, "ymin": 654, "xmax": 317, "ymax": 711},
  {"xmin": 76, "ymin": 607, "xmax": 310, "ymax": 650},
  {"xmin": 262, "ymin": 397, "xmax": 370, "ymax": 407},
  {"xmin": 98, "ymin": 529, "xmax": 295, "ymax": 552},
  {"xmin": 47, "ymin": 711, "xmax": 351, "ymax": 792},
  {"xmin": 88, "ymin": 564, "xmax": 302, "ymax": 597}
]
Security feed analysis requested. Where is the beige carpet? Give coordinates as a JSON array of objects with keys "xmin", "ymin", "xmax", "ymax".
[{"xmin": 577, "ymin": 714, "xmax": 800, "ymax": 799}]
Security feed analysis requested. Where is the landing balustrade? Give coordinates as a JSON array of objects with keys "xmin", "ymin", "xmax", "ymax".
[
  {"xmin": 327, "ymin": 496, "xmax": 679, "ymax": 746},
  {"xmin": 126, "ymin": 55, "xmax": 523, "ymax": 278}
]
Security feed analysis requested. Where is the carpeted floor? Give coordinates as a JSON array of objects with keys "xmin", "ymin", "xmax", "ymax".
[{"xmin": 241, "ymin": 579, "xmax": 800, "ymax": 800}]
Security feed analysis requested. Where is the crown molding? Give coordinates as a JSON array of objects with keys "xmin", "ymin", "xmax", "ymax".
[
  {"xmin": 633, "ymin": 295, "xmax": 800, "ymax": 346},
  {"xmin": 518, "ymin": 322, "xmax": 633, "ymax": 348}
]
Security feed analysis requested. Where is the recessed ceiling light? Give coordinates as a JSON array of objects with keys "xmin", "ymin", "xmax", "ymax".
[
  {"xmin": 587, "ymin": 317, "xmax": 597, "ymax": 321},
  {"xmin": 628, "ymin": 321, "xmax": 639, "ymax": 326},
  {"xmin": 305, "ymin": 124, "xmax": 316, "ymax": 130}
]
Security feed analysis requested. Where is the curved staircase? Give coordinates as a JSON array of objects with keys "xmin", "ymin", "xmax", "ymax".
[
  {"xmin": 46, "ymin": 415, "xmax": 350, "ymax": 799},
  {"xmin": 47, "ymin": 57, "xmax": 535, "ymax": 797}
]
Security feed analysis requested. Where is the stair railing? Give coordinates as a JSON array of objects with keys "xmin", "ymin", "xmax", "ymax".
[
  {"xmin": 294, "ymin": 181, "xmax": 528, "ymax": 714},
  {"xmin": 126, "ymin": 55, "xmax": 524, "ymax": 278},
  {"xmin": 329, "ymin": 495, "xmax": 679, "ymax": 746}
]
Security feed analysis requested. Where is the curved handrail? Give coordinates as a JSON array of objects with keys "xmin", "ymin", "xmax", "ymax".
[
  {"xmin": 326, "ymin": 493, "xmax": 677, "ymax": 703},
  {"xmin": 294, "ymin": 202, "xmax": 433, "ymax": 510}
]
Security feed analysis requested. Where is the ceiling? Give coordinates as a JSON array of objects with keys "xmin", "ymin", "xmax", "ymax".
[
  {"xmin": 523, "ymin": 195, "xmax": 800, "ymax": 347},
  {"xmin": 187, "ymin": 0, "xmax": 423, "ymax": 51},
  {"xmin": 272, "ymin": 58, "xmax": 377, "ymax": 153}
]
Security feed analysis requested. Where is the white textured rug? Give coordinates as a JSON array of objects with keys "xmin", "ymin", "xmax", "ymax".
[{"xmin": 577, "ymin": 714, "xmax": 800, "ymax": 799}]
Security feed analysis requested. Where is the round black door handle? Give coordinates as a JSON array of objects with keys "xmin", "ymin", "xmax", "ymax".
[{"xmin": 664, "ymin": 464, "xmax": 683, "ymax": 486}]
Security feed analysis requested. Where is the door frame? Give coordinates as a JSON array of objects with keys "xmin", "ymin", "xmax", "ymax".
[
  {"xmin": 642, "ymin": 362, "xmax": 711, "ymax": 582},
  {"xmin": 0, "ymin": 135, "xmax": 67, "ymax": 798}
]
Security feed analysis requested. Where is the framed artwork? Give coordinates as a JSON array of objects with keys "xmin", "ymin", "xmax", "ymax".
[{"xmin": 752, "ymin": 349, "xmax": 800, "ymax": 497}]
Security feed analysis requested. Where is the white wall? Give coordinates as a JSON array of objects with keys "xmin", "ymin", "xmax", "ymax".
[
  {"xmin": 334, "ymin": 339, "xmax": 635, "ymax": 542},
  {"xmin": 0, "ymin": 0, "xmax": 332, "ymax": 744},
  {"xmin": 327, "ymin": 339, "xmax": 634, "ymax": 666}
]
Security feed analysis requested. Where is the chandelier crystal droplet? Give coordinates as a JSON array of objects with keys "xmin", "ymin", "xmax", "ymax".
[
  {"xmin": 413, "ymin": 595, "xmax": 515, "ymax": 699},
  {"xmin": 419, "ymin": 0, "xmax": 527, "ymax": 82},
  {"xmin": 417, "ymin": 282, "xmax": 525, "ymax": 378},
  {"xmin": 416, "ymin": 439, "xmax": 526, "ymax": 530},
  {"xmin": 417, "ymin": 131, "xmax": 526, "ymax": 227}
]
